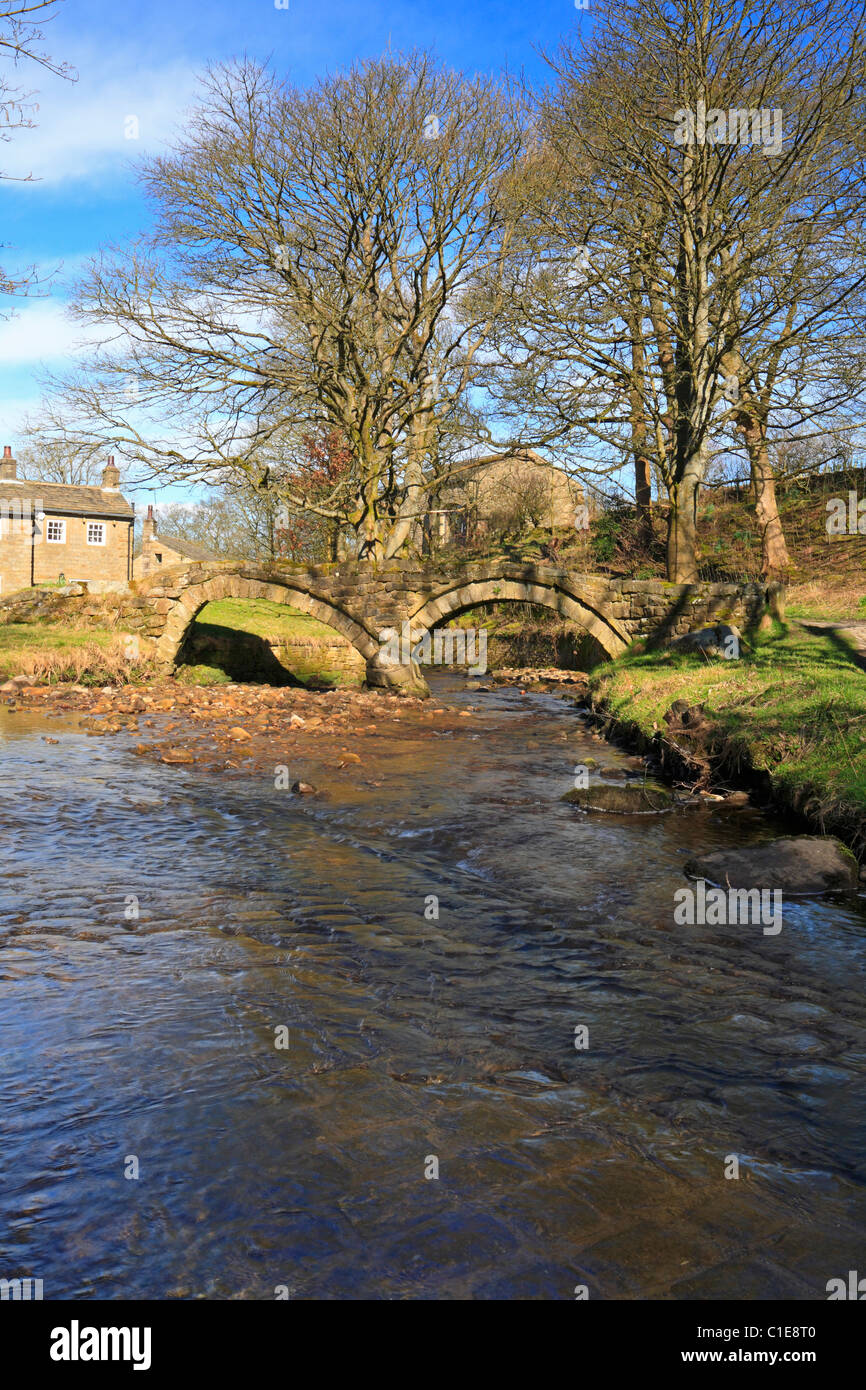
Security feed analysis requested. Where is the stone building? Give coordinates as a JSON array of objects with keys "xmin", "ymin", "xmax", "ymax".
[
  {"xmin": 429, "ymin": 450, "xmax": 585, "ymax": 548},
  {"xmin": 133, "ymin": 505, "xmax": 220, "ymax": 580},
  {"xmin": 0, "ymin": 448, "xmax": 134, "ymax": 595}
]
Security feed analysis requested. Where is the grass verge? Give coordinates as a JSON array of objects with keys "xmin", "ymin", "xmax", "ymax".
[
  {"xmin": 0, "ymin": 623, "xmax": 150, "ymax": 685},
  {"xmin": 589, "ymin": 624, "xmax": 866, "ymax": 857}
]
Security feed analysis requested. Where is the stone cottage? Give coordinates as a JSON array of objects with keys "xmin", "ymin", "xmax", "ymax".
[
  {"xmin": 0, "ymin": 447, "xmax": 135, "ymax": 595},
  {"xmin": 133, "ymin": 505, "xmax": 220, "ymax": 580},
  {"xmin": 428, "ymin": 450, "xmax": 585, "ymax": 548}
]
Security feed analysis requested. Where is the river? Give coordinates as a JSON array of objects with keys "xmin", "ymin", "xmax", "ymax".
[{"xmin": 1, "ymin": 674, "xmax": 865, "ymax": 1299}]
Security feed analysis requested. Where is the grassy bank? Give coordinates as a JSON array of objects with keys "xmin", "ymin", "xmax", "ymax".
[
  {"xmin": 589, "ymin": 625, "xmax": 866, "ymax": 856},
  {"xmin": 0, "ymin": 622, "xmax": 136, "ymax": 685}
]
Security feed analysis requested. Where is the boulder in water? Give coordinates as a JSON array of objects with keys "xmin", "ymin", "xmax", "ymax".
[{"xmin": 684, "ymin": 837, "xmax": 858, "ymax": 895}]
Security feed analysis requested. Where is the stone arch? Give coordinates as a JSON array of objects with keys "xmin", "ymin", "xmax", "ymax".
[
  {"xmin": 409, "ymin": 577, "xmax": 629, "ymax": 660},
  {"xmin": 153, "ymin": 571, "xmax": 381, "ymax": 671}
]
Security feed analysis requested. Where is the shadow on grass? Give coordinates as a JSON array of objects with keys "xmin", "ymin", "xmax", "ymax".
[
  {"xmin": 177, "ymin": 622, "xmax": 305, "ymax": 686},
  {"xmin": 797, "ymin": 621, "xmax": 866, "ymax": 674}
]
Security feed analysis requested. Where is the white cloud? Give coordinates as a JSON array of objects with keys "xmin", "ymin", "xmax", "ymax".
[
  {"xmin": 3, "ymin": 52, "xmax": 199, "ymax": 186},
  {"xmin": 0, "ymin": 298, "xmax": 100, "ymax": 365}
]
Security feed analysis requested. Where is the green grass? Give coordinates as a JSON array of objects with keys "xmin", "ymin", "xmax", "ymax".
[
  {"xmin": 0, "ymin": 622, "xmax": 114, "ymax": 657},
  {"xmin": 0, "ymin": 622, "xmax": 143, "ymax": 685},
  {"xmin": 192, "ymin": 598, "xmax": 364, "ymax": 687},
  {"xmin": 0, "ymin": 622, "xmax": 115, "ymax": 681},
  {"xmin": 197, "ymin": 598, "xmax": 339, "ymax": 643},
  {"xmin": 590, "ymin": 625, "xmax": 866, "ymax": 846}
]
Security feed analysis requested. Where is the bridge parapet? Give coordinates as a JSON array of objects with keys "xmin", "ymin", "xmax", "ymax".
[{"xmin": 117, "ymin": 560, "xmax": 777, "ymax": 694}]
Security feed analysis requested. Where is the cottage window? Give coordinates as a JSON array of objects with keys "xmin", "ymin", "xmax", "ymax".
[
  {"xmin": 87, "ymin": 522, "xmax": 106, "ymax": 545},
  {"xmin": 46, "ymin": 519, "xmax": 66, "ymax": 543}
]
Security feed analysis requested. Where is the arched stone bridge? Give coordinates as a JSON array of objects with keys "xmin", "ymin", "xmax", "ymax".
[{"xmin": 117, "ymin": 558, "xmax": 775, "ymax": 695}]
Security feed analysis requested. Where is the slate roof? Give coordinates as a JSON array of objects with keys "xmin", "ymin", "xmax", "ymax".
[
  {"xmin": 152, "ymin": 532, "xmax": 220, "ymax": 562},
  {"xmin": 0, "ymin": 477, "xmax": 134, "ymax": 519}
]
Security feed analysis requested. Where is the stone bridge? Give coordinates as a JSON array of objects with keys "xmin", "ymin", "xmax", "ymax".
[{"xmin": 117, "ymin": 558, "xmax": 775, "ymax": 695}]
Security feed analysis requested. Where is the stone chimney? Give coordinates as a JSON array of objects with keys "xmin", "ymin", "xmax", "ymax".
[
  {"xmin": 0, "ymin": 445, "xmax": 17, "ymax": 480},
  {"xmin": 101, "ymin": 455, "xmax": 120, "ymax": 490},
  {"xmin": 142, "ymin": 504, "xmax": 157, "ymax": 542}
]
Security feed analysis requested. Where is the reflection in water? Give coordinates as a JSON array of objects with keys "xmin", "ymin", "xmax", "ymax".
[{"xmin": 1, "ymin": 677, "xmax": 864, "ymax": 1299}]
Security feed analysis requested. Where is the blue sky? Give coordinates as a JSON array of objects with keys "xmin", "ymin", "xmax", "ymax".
[{"xmin": 0, "ymin": 0, "xmax": 592, "ymax": 503}]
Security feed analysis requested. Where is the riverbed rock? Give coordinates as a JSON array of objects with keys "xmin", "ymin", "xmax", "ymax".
[
  {"xmin": 684, "ymin": 837, "xmax": 859, "ymax": 894},
  {"xmin": 161, "ymin": 747, "xmax": 196, "ymax": 765},
  {"xmin": 561, "ymin": 782, "xmax": 675, "ymax": 814}
]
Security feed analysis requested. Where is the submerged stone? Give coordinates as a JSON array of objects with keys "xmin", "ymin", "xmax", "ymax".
[{"xmin": 561, "ymin": 781, "xmax": 675, "ymax": 814}]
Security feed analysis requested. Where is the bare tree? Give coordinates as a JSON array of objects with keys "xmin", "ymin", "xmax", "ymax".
[
  {"xmin": 1, "ymin": 0, "xmax": 74, "ymax": 300},
  {"xmin": 46, "ymin": 52, "xmax": 528, "ymax": 560},
  {"xmin": 481, "ymin": 0, "xmax": 866, "ymax": 581},
  {"xmin": 17, "ymin": 402, "xmax": 107, "ymax": 483},
  {"xmin": 716, "ymin": 266, "xmax": 866, "ymax": 578}
]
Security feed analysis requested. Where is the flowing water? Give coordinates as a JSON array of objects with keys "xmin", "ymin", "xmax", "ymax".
[{"xmin": 1, "ymin": 676, "xmax": 865, "ymax": 1300}]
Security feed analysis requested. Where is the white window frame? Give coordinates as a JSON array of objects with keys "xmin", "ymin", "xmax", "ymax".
[
  {"xmin": 86, "ymin": 522, "xmax": 106, "ymax": 546},
  {"xmin": 46, "ymin": 518, "xmax": 66, "ymax": 544}
]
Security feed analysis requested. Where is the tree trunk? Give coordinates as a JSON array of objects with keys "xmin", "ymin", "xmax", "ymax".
[
  {"xmin": 742, "ymin": 420, "xmax": 790, "ymax": 580},
  {"xmin": 357, "ymin": 470, "xmax": 384, "ymax": 563},
  {"xmin": 635, "ymin": 453, "xmax": 652, "ymax": 548},
  {"xmin": 666, "ymin": 465, "xmax": 701, "ymax": 582},
  {"xmin": 628, "ymin": 265, "xmax": 653, "ymax": 550},
  {"xmin": 382, "ymin": 473, "xmax": 423, "ymax": 560}
]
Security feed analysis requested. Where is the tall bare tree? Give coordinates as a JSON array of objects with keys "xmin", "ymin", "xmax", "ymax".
[
  {"xmin": 47, "ymin": 52, "xmax": 528, "ymax": 560},
  {"xmin": 17, "ymin": 401, "xmax": 107, "ymax": 483},
  {"xmin": 481, "ymin": 0, "xmax": 866, "ymax": 581}
]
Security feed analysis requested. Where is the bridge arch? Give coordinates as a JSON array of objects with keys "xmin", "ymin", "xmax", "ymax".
[
  {"xmin": 152, "ymin": 570, "xmax": 381, "ymax": 671},
  {"xmin": 409, "ymin": 576, "xmax": 629, "ymax": 660}
]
